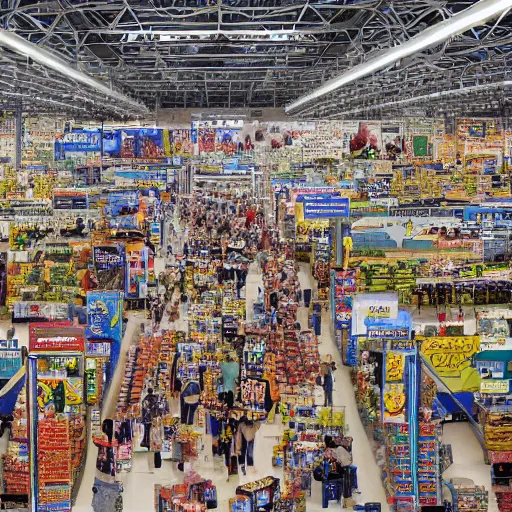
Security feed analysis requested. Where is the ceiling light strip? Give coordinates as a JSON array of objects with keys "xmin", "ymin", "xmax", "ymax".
[
  {"xmin": 285, "ymin": 0, "xmax": 512, "ymax": 114},
  {"xmin": 0, "ymin": 29, "xmax": 149, "ymax": 116}
]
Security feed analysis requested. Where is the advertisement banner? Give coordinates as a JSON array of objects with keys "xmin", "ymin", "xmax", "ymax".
[
  {"xmin": 93, "ymin": 243, "xmax": 126, "ymax": 291},
  {"xmin": 55, "ymin": 129, "xmax": 101, "ymax": 159},
  {"xmin": 480, "ymin": 380, "xmax": 510, "ymax": 394},
  {"xmin": 53, "ymin": 189, "xmax": 88, "ymax": 210},
  {"xmin": 419, "ymin": 336, "xmax": 480, "ymax": 377},
  {"xmin": 383, "ymin": 383, "xmax": 406, "ymax": 423},
  {"xmin": 303, "ymin": 197, "xmax": 350, "ymax": 219},
  {"xmin": 29, "ymin": 323, "xmax": 85, "ymax": 352},
  {"xmin": 386, "ymin": 352, "xmax": 405, "ymax": 382},
  {"xmin": 85, "ymin": 291, "xmax": 123, "ymax": 342},
  {"xmin": 0, "ymin": 348, "xmax": 22, "ymax": 379},
  {"xmin": 119, "ymin": 129, "xmax": 165, "ymax": 159}
]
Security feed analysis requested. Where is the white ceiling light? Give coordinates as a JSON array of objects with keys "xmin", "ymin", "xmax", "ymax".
[
  {"xmin": 286, "ymin": 0, "xmax": 512, "ymax": 114},
  {"xmin": 0, "ymin": 29, "xmax": 149, "ymax": 115}
]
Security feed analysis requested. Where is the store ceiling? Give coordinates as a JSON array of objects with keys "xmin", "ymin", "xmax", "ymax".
[{"xmin": 0, "ymin": 1, "xmax": 511, "ymax": 119}]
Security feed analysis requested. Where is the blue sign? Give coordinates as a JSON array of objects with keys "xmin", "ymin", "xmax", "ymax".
[
  {"xmin": 303, "ymin": 197, "xmax": 350, "ymax": 219},
  {"xmin": 86, "ymin": 291, "xmax": 123, "ymax": 383},
  {"xmin": 346, "ymin": 336, "xmax": 358, "ymax": 367},
  {"xmin": 296, "ymin": 193, "xmax": 341, "ymax": 203},
  {"xmin": 0, "ymin": 348, "xmax": 22, "ymax": 379},
  {"xmin": 365, "ymin": 310, "xmax": 412, "ymax": 339},
  {"xmin": 55, "ymin": 129, "xmax": 101, "ymax": 160},
  {"xmin": 114, "ymin": 170, "xmax": 167, "ymax": 181},
  {"xmin": 86, "ymin": 291, "xmax": 123, "ymax": 343}
]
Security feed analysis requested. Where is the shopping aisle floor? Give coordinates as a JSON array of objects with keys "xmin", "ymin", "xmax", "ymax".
[
  {"xmin": 443, "ymin": 422, "xmax": 497, "ymax": 512},
  {"xmin": 71, "ymin": 262, "xmax": 390, "ymax": 512}
]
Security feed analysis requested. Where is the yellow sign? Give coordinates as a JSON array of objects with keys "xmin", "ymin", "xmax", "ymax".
[
  {"xmin": 386, "ymin": 352, "xmax": 405, "ymax": 382},
  {"xmin": 419, "ymin": 336, "xmax": 480, "ymax": 377},
  {"xmin": 481, "ymin": 380, "xmax": 510, "ymax": 394},
  {"xmin": 367, "ymin": 305, "xmax": 391, "ymax": 318}
]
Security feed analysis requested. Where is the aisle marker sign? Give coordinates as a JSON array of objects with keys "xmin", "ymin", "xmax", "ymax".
[{"xmin": 303, "ymin": 196, "xmax": 350, "ymax": 219}]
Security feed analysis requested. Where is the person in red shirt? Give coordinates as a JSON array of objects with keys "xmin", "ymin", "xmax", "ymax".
[{"xmin": 245, "ymin": 207, "xmax": 256, "ymax": 228}]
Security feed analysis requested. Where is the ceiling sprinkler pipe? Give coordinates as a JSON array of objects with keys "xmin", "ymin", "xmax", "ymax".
[{"xmin": 285, "ymin": 0, "xmax": 512, "ymax": 114}]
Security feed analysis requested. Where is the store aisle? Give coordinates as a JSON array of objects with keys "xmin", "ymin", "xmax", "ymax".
[
  {"xmin": 443, "ymin": 422, "xmax": 497, "ymax": 512},
  {"xmin": 296, "ymin": 264, "xmax": 390, "ymax": 510},
  {"xmin": 73, "ymin": 312, "xmax": 144, "ymax": 512},
  {"xmin": 73, "ymin": 259, "xmax": 389, "ymax": 511}
]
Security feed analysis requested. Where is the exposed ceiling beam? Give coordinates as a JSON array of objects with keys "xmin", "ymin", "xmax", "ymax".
[
  {"xmin": 286, "ymin": 0, "xmax": 512, "ymax": 114},
  {"xmin": 0, "ymin": 29, "xmax": 149, "ymax": 116}
]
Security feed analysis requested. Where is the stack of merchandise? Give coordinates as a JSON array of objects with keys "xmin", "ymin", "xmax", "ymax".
[{"xmin": 2, "ymin": 384, "xmax": 29, "ymax": 495}]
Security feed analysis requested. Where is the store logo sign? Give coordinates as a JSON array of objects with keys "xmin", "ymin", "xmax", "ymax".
[
  {"xmin": 480, "ymin": 380, "xmax": 510, "ymax": 394},
  {"xmin": 367, "ymin": 305, "xmax": 391, "ymax": 318}
]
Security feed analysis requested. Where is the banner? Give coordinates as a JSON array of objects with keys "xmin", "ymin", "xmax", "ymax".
[
  {"xmin": 383, "ymin": 383, "xmax": 406, "ymax": 423},
  {"xmin": 85, "ymin": 291, "xmax": 123, "ymax": 343},
  {"xmin": 29, "ymin": 323, "xmax": 85, "ymax": 352},
  {"xmin": 93, "ymin": 243, "xmax": 126, "ymax": 291},
  {"xmin": 119, "ymin": 129, "xmax": 164, "ymax": 159},
  {"xmin": 114, "ymin": 169, "xmax": 167, "ymax": 190},
  {"xmin": 419, "ymin": 336, "xmax": 480, "ymax": 378},
  {"xmin": 85, "ymin": 290, "xmax": 123, "ymax": 384},
  {"xmin": 303, "ymin": 197, "xmax": 350, "ymax": 219},
  {"xmin": 55, "ymin": 129, "xmax": 101, "ymax": 159},
  {"xmin": 386, "ymin": 352, "xmax": 405, "ymax": 382},
  {"xmin": 481, "ymin": 380, "xmax": 510, "ymax": 393},
  {"xmin": 0, "ymin": 348, "xmax": 22, "ymax": 379}
]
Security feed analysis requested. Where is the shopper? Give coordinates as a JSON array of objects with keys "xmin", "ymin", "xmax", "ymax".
[
  {"xmin": 220, "ymin": 354, "xmax": 240, "ymax": 409},
  {"xmin": 6, "ymin": 325, "xmax": 15, "ymax": 342},
  {"xmin": 235, "ymin": 417, "xmax": 260, "ymax": 475},
  {"xmin": 321, "ymin": 357, "xmax": 336, "ymax": 407}
]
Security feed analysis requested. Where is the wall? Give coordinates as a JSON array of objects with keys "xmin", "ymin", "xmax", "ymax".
[{"xmin": 155, "ymin": 107, "xmax": 287, "ymax": 128}]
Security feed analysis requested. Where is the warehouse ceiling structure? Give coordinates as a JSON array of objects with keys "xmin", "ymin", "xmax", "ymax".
[{"xmin": 0, "ymin": 1, "xmax": 511, "ymax": 119}]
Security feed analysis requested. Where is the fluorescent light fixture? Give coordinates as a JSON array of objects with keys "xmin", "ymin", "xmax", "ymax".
[
  {"xmin": 0, "ymin": 29, "xmax": 149, "ymax": 115},
  {"xmin": 286, "ymin": 0, "xmax": 512, "ymax": 114},
  {"xmin": 332, "ymin": 81, "xmax": 512, "ymax": 117}
]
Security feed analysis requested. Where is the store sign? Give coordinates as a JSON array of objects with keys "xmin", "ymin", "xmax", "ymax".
[
  {"xmin": 480, "ymin": 336, "xmax": 512, "ymax": 351},
  {"xmin": 53, "ymin": 189, "xmax": 88, "ymax": 209},
  {"xmin": 0, "ymin": 348, "xmax": 22, "ymax": 379},
  {"xmin": 55, "ymin": 129, "xmax": 101, "ymax": 155},
  {"xmin": 303, "ymin": 197, "xmax": 350, "ymax": 219},
  {"xmin": 367, "ymin": 305, "xmax": 391, "ymax": 318},
  {"xmin": 346, "ymin": 336, "xmax": 358, "ymax": 367},
  {"xmin": 29, "ymin": 324, "xmax": 85, "ymax": 352},
  {"xmin": 418, "ymin": 336, "xmax": 480, "ymax": 377},
  {"xmin": 86, "ymin": 291, "xmax": 123, "ymax": 343},
  {"xmin": 86, "ymin": 342, "xmax": 111, "ymax": 357},
  {"xmin": 367, "ymin": 328, "xmax": 409, "ymax": 339},
  {"xmin": 0, "ymin": 339, "xmax": 18, "ymax": 348},
  {"xmin": 480, "ymin": 380, "xmax": 510, "ymax": 394},
  {"xmin": 295, "ymin": 193, "xmax": 340, "ymax": 203}
]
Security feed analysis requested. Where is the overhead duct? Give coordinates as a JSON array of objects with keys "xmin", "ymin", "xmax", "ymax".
[
  {"xmin": 285, "ymin": 0, "xmax": 512, "ymax": 114},
  {"xmin": 0, "ymin": 29, "xmax": 150, "ymax": 116}
]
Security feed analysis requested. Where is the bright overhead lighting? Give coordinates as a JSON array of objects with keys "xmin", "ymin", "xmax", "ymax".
[
  {"xmin": 0, "ymin": 29, "xmax": 149, "ymax": 115},
  {"xmin": 286, "ymin": 0, "xmax": 512, "ymax": 114}
]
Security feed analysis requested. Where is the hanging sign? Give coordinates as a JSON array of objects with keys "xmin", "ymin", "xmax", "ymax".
[
  {"xmin": 480, "ymin": 380, "xmax": 510, "ymax": 394},
  {"xmin": 418, "ymin": 336, "xmax": 480, "ymax": 377},
  {"xmin": 367, "ymin": 328, "xmax": 409, "ymax": 339},
  {"xmin": 86, "ymin": 342, "xmax": 111, "ymax": 357},
  {"xmin": 0, "ymin": 348, "xmax": 22, "ymax": 379},
  {"xmin": 29, "ymin": 324, "xmax": 85, "ymax": 352},
  {"xmin": 303, "ymin": 197, "xmax": 350, "ymax": 219},
  {"xmin": 366, "ymin": 305, "xmax": 391, "ymax": 318}
]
